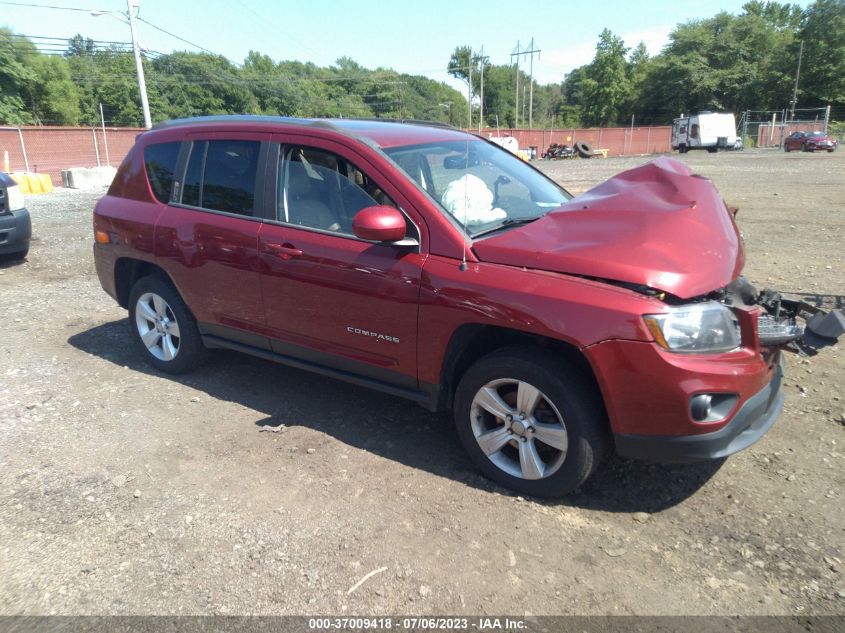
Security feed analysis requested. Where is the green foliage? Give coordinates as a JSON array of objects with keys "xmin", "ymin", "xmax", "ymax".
[
  {"xmin": 581, "ymin": 29, "xmax": 631, "ymax": 126},
  {"xmin": 0, "ymin": 29, "xmax": 467, "ymax": 127},
  {"xmin": 798, "ymin": 0, "xmax": 845, "ymax": 105},
  {"xmin": 829, "ymin": 120, "xmax": 845, "ymax": 141},
  {"xmin": 25, "ymin": 54, "xmax": 81, "ymax": 125},
  {"xmin": 2, "ymin": 2, "xmax": 844, "ymax": 131},
  {"xmin": 0, "ymin": 28, "xmax": 37, "ymax": 124},
  {"xmin": 563, "ymin": 0, "xmax": 843, "ymax": 126}
]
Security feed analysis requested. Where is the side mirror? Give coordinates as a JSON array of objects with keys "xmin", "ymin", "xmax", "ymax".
[{"xmin": 352, "ymin": 206, "xmax": 407, "ymax": 243}]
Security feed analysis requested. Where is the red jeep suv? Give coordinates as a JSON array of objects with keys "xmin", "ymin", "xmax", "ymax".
[{"xmin": 93, "ymin": 116, "xmax": 819, "ymax": 497}]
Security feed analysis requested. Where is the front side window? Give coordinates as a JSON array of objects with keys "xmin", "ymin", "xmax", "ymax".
[
  {"xmin": 384, "ymin": 140, "xmax": 571, "ymax": 237},
  {"xmin": 143, "ymin": 142, "xmax": 181, "ymax": 204},
  {"xmin": 181, "ymin": 140, "xmax": 260, "ymax": 216},
  {"xmin": 690, "ymin": 124, "xmax": 700, "ymax": 139},
  {"xmin": 278, "ymin": 146, "xmax": 397, "ymax": 235}
]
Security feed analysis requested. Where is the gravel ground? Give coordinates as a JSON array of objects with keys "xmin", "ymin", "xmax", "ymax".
[{"xmin": 1, "ymin": 148, "xmax": 843, "ymax": 616}]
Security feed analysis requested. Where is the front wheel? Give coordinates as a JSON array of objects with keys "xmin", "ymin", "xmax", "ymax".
[
  {"xmin": 128, "ymin": 275, "xmax": 207, "ymax": 374},
  {"xmin": 453, "ymin": 347, "xmax": 610, "ymax": 498}
]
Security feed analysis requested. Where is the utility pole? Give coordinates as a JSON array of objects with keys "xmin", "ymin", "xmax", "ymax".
[
  {"xmin": 511, "ymin": 39, "xmax": 540, "ymax": 128},
  {"xmin": 92, "ymin": 0, "xmax": 151, "ymax": 128},
  {"xmin": 467, "ymin": 49, "xmax": 472, "ymax": 131},
  {"xmin": 478, "ymin": 48, "xmax": 489, "ymax": 134},
  {"xmin": 790, "ymin": 39, "xmax": 804, "ymax": 121},
  {"xmin": 511, "ymin": 41, "xmax": 520, "ymax": 128},
  {"xmin": 127, "ymin": 0, "xmax": 151, "ymax": 128}
]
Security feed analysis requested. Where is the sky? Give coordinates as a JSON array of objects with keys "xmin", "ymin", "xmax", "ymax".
[{"xmin": 1, "ymin": 0, "xmax": 813, "ymax": 92}]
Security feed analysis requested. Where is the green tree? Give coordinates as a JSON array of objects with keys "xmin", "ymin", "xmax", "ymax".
[
  {"xmin": 25, "ymin": 55, "xmax": 81, "ymax": 124},
  {"xmin": 581, "ymin": 29, "xmax": 631, "ymax": 126},
  {"xmin": 0, "ymin": 29, "xmax": 37, "ymax": 124},
  {"xmin": 797, "ymin": 0, "xmax": 845, "ymax": 105}
]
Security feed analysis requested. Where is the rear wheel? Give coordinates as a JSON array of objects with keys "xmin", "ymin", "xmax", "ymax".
[
  {"xmin": 678, "ymin": 144, "xmax": 688, "ymax": 154},
  {"xmin": 453, "ymin": 347, "xmax": 610, "ymax": 498},
  {"xmin": 128, "ymin": 275, "xmax": 207, "ymax": 374}
]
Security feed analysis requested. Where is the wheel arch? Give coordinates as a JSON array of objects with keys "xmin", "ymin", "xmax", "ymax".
[
  {"xmin": 437, "ymin": 324, "xmax": 604, "ymax": 413},
  {"xmin": 114, "ymin": 258, "xmax": 173, "ymax": 309}
]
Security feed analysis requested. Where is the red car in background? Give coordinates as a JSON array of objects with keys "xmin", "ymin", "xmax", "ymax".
[{"xmin": 783, "ymin": 130, "xmax": 838, "ymax": 152}]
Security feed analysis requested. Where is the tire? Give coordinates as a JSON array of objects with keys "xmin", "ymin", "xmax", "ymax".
[
  {"xmin": 1, "ymin": 247, "xmax": 29, "ymax": 261},
  {"xmin": 707, "ymin": 147, "xmax": 718, "ymax": 153},
  {"xmin": 678, "ymin": 144, "xmax": 688, "ymax": 154},
  {"xmin": 127, "ymin": 275, "xmax": 207, "ymax": 374},
  {"xmin": 784, "ymin": 144, "xmax": 790, "ymax": 152},
  {"xmin": 453, "ymin": 347, "xmax": 610, "ymax": 498},
  {"xmin": 575, "ymin": 141, "xmax": 593, "ymax": 158}
]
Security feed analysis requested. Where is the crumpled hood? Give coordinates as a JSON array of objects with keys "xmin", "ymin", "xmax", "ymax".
[{"xmin": 472, "ymin": 157, "xmax": 744, "ymax": 299}]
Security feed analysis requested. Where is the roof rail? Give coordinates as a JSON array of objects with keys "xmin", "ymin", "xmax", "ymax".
[
  {"xmin": 150, "ymin": 115, "xmax": 334, "ymax": 131},
  {"xmin": 336, "ymin": 117, "xmax": 458, "ymax": 130},
  {"xmin": 150, "ymin": 114, "xmax": 457, "ymax": 133}
]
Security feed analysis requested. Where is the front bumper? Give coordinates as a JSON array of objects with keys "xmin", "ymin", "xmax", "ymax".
[
  {"xmin": 614, "ymin": 355, "xmax": 783, "ymax": 462},
  {"xmin": 0, "ymin": 207, "xmax": 31, "ymax": 255}
]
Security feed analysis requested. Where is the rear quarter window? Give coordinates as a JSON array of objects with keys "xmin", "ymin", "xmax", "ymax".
[
  {"xmin": 143, "ymin": 142, "xmax": 181, "ymax": 204},
  {"xmin": 181, "ymin": 140, "xmax": 260, "ymax": 216}
]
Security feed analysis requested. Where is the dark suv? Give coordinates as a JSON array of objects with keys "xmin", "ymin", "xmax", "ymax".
[
  {"xmin": 93, "ymin": 116, "xmax": 835, "ymax": 497},
  {"xmin": 0, "ymin": 172, "xmax": 31, "ymax": 260}
]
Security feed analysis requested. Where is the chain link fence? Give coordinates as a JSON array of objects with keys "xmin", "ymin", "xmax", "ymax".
[
  {"xmin": 473, "ymin": 126, "xmax": 673, "ymax": 157},
  {"xmin": 740, "ymin": 107, "xmax": 831, "ymax": 148}
]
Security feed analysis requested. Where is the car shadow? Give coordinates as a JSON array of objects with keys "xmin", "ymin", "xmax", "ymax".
[{"xmin": 68, "ymin": 319, "xmax": 721, "ymax": 512}]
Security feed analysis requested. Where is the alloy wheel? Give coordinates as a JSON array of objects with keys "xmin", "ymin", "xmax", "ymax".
[
  {"xmin": 469, "ymin": 378, "xmax": 568, "ymax": 480},
  {"xmin": 134, "ymin": 292, "xmax": 181, "ymax": 361}
]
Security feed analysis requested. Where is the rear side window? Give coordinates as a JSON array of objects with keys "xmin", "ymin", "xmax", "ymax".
[
  {"xmin": 143, "ymin": 142, "xmax": 181, "ymax": 203},
  {"xmin": 181, "ymin": 140, "xmax": 260, "ymax": 216}
]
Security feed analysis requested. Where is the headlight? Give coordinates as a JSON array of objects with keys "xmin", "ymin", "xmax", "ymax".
[
  {"xmin": 643, "ymin": 301, "xmax": 740, "ymax": 353},
  {"xmin": 5, "ymin": 185, "xmax": 25, "ymax": 212}
]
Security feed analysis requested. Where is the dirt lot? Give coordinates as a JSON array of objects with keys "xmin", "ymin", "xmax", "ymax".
[{"xmin": 1, "ymin": 148, "xmax": 843, "ymax": 616}]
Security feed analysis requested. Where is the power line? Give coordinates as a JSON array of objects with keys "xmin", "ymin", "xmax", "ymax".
[
  {"xmin": 0, "ymin": 1, "xmax": 107, "ymax": 11},
  {"xmin": 135, "ymin": 16, "xmax": 232, "ymax": 63},
  {"xmin": 6, "ymin": 33, "xmax": 130, "ymax": 45}
]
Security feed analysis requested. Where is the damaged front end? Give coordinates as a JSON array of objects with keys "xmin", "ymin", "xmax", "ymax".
[{"xmin": 719, "ymin": 277, "xmax": 845, "ymax": 356}]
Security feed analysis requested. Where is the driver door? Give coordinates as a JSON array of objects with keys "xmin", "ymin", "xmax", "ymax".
[{"xmin": 257, "ymin": 137, "xmax": 427, "ymax": 389}]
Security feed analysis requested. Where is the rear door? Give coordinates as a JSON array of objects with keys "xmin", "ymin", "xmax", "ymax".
[
  {"xmin": 154, "ymin": 133, "xmax": 271, "ymax": 344},
  {"xmin": 257, "ymin": 135, "xmax": 427, "ymax": 388}
]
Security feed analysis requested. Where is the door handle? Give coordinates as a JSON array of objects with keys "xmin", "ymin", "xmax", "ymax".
[{"xmin": 264, "ymin": 242, "xmax": 303, "ymax": 259}]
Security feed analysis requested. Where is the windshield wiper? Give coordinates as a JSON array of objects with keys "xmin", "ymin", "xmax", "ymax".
[{"xmin": 471, "ymin": 215, "xmax": 545, "ymax": 239}]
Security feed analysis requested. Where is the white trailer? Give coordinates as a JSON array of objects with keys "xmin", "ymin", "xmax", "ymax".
[{"xmin": 672, "ymin": 112, "xmax": 739, "ymax": 153}]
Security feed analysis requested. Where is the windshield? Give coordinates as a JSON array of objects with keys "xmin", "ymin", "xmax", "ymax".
[{"xmin": 384, "ymin": 140, "xmax": 572, "ymax": 237}]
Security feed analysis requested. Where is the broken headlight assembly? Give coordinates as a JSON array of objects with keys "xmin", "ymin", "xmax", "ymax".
[{"xmin": 643, "ymin": 301, "xmax": 741, "ymax": 354}]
